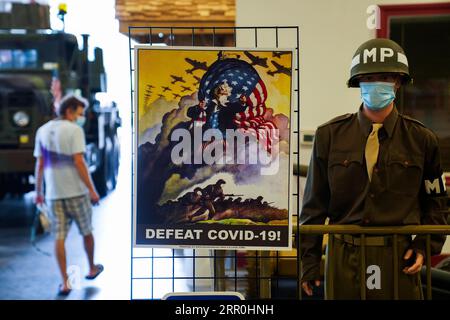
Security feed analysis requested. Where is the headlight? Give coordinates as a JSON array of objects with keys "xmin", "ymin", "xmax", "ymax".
[{"xmin": 13, "ymin": 111, "xmax": 30, "ymax": 127}]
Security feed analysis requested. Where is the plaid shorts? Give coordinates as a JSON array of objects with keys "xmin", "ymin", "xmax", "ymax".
[{"xmin": 48, "ymin": 194, "xmax": 93, "ymax": 240}]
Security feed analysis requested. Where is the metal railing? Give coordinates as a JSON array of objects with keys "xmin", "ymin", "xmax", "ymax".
[{"xmin": 297, "ymin": 224, "xmax": 450, "ymax": 300}]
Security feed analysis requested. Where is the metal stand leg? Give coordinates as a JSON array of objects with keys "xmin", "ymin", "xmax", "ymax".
[
  {"xmin": 259, "ymin": 251, "xmax": 272, "ymax": 299},
  {"xmin": 214, "ymin": 250, "xmax": 227, "ymax": 291}
]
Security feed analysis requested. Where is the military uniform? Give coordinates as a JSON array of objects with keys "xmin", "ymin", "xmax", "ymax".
[
  {"xmin": 300, "ymin": 105, "xmax": 448, "ymax": 299},
  {"xmin": 300, "ymin": 37, "xmax": 448, "ymax": 300},
  {"xmin": 202, "ymin": 182, "xmax": 225, "ymax": 219}
]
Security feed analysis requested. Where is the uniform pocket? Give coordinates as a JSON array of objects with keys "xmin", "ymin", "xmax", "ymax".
[
  {"xmin": 387, "ymin": 154, "xmax": 423, "ymax": 196},
  {"xmin": 328, "ymin": 152, "xmax": 365, "ymax": 194}
]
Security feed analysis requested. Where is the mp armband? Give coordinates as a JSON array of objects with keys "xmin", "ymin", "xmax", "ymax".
[{"xmin": 424, "ymin": 174, "xmax": 447, "ymax": 196}]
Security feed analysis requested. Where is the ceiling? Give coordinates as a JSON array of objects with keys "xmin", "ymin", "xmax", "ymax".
[{"xmin": 115, "ymin": 0, "xmax": 236, "ymax": 41}]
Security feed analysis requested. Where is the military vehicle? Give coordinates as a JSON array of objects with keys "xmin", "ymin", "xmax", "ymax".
[{"xmin": 0, "ymin": 2, "xmax": 120, "ymax": 199}]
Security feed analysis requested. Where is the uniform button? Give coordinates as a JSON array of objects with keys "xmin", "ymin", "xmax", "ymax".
[
  {"xmin": 369, "ymin": 193, "xmax": 375, "ymax": 198},
  {"xmin": 374, "ymin": 168, "xmax": 379, "ymax": 173},
  {"xmin": 343, "ymin": 159, "xmax": 349, "ymax": 166},
  {"xmin": 364, "ymin": 218, "xmax": 371, "ymax": 224},
  {"xmin": 404, "ymin": 161, "xmax": 409, "ymax": 166}
]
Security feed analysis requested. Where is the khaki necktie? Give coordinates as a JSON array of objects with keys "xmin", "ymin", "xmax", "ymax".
[{"xmin": 365, "ymin": 123, "xmax": 383, "ymax": 181}]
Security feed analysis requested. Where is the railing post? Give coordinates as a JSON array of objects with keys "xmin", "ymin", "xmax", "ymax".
[
  {"xmin": 393, "ymin": 234, "xmax": 399, "ymax": 300},
  {"xmin": 214, "ymin": 250, "xmax": 226, "ymax": 291},
  {"xmin": 298, "ymin": 233, "xmax": 303, "ymax": 300},
  {"xmin": 360, "ymin": 234, "xmax": 366, "ymax": 300},
  {"xmin": 426, "ymin": 234, "xmax": 432, "ymax": 300},
  {"xmin": 326, "ymin": 233, "xmax": 335, "ymax": 300},
  {"xmin": 259, "ymin": 251, "xmax": 272, "ymax": 299}
]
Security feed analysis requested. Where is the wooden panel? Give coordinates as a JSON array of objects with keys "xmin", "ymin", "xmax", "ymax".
[
  {"xmin": 115, "ymin": 0, "xmax": 235, "ymax": 25},
  {"xmin": 121, "ymin": 20, "xmax": 235, "ymax": 36}
]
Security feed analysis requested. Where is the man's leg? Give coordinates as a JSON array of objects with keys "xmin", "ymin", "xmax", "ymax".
[
  {"xmin": 83, "ymin": 233, "xmax": 97, "ymax": 275},
  {"xmin": 55, "ymin": 239, "xmax": 69, "ymax": 290},
  {"xmin": 325, "ymin": 236, "xmax": 361, "ymax": 299},
  {"xmin": 83, "ymin": 233, "xmax": 103, "ymax": 277},
  {"xmin": 70, "ymin": 195, "xmax": 102, "ymax": 278},
  {"xmin": 50, "ymin": 199, "xmax": 71, "ymax": 291}
]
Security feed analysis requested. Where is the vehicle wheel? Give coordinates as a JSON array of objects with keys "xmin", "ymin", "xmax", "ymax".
[
  {"xmin": 93, "ymin": 136, "xmax": 116, "ymax": 198},
  {"xmin": 0, "ymin": 175, "xmax": 5, "ymax": 200},
  {"xmin": 104, "ymin": 136, "xmax": 116, "ymax": 192},
  {"xmin": 110, "ymin": 134, "xmax": 120, "ymax": 189},
  {"xmin": 92, "ymin": 153, "xmax": 108, "ymax": 198},
  {"xmin": 93, "ymin": 144, "xmax": 110, "ymax": 198}
]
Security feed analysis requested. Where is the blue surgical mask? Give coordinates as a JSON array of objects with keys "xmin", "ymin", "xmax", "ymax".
[
  {"xmin": 360, "ymin": 82, "xmax": 396, "ymax": 111},
  {"xmin": 76, "ymin": 115, "xmax": 86, "ymax": 127}
]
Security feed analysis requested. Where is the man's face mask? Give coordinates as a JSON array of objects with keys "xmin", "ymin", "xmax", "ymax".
[
  {"xmin": 76, "ymin": 115, "xmax": 86, "ymax": 127},
  {"xmin": 360, "ymin": 81, "xmax": 396, "ymax": 111}
]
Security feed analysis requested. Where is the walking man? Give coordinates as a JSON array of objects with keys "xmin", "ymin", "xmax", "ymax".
[{"xmin": 34, "ymin": 94, "xmax": 104, "ymax": 296}]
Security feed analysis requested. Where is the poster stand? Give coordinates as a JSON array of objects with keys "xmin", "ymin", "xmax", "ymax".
[{"xmin": 128, "ymin": 26, "xmax": 300, "ymax": 300}]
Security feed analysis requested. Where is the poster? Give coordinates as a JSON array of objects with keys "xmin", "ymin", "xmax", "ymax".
[{"xmin": 133, "ymin": 46, "xmax": 294, "ymax": 250}]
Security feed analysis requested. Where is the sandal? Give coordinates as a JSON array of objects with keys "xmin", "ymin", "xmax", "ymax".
[
  {"xmin": 58, "ymin": 284, "xmax": 71, "ymax": 296},
  {"xmin": 85, "ymin": 264, "xmax": 104, "ymax": 280}
]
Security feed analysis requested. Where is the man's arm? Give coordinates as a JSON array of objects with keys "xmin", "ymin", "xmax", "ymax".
[
  {"xmin": 34, "ymin": 156, "xmax": 44, "ymax": 204},
  {"xmin": 33, "ymin": 129, "xmax": 44, "ymax": 204},
  {"xmin": 73, "ymin": 153, "xmax": 99, "ymax": 204},
  {"xmin": 412, "ymin": 131, "xmax": 448, "ymax": 257},
  {"xmin": 300, "ymin": 126, "xmax": 330, "ymax": 289}
]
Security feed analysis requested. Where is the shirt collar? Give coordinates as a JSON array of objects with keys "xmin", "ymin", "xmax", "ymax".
[{"xmin": 357, "ymin": 104, "xmax": 398, "ymax": 138}]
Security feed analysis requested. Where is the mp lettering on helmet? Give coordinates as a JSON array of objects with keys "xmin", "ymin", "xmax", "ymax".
[
  {"xmin": 351, "ymin": 47, "xmax": 408, "ymax": 69},
  {"xmin": 363, "ymin": 47, "xmax": 376, "ymax": 63},
  {"xmin": 380, "ymin": 48, "xmax": 394, "ymax": 61}
]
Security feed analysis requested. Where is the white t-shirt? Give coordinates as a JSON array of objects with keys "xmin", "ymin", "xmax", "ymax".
[{"xmin": 34, "ymin": 119, "xmax": 89, "ymax": 200}]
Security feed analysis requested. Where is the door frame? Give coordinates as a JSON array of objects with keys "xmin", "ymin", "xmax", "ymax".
[{"xmin": 377, "ymin": 2, "xmax": 450, "ymax": 38}]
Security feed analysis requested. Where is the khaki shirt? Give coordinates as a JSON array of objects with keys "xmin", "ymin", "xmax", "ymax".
[{"xmin": 300, "ymin": 105, "xmax": 448, "ymax": 282}]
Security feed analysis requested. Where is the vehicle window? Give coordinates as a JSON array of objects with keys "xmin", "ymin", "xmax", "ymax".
[{"xmin": 0, "ymin": 49, "xmax": 38, "ymax": 69}]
